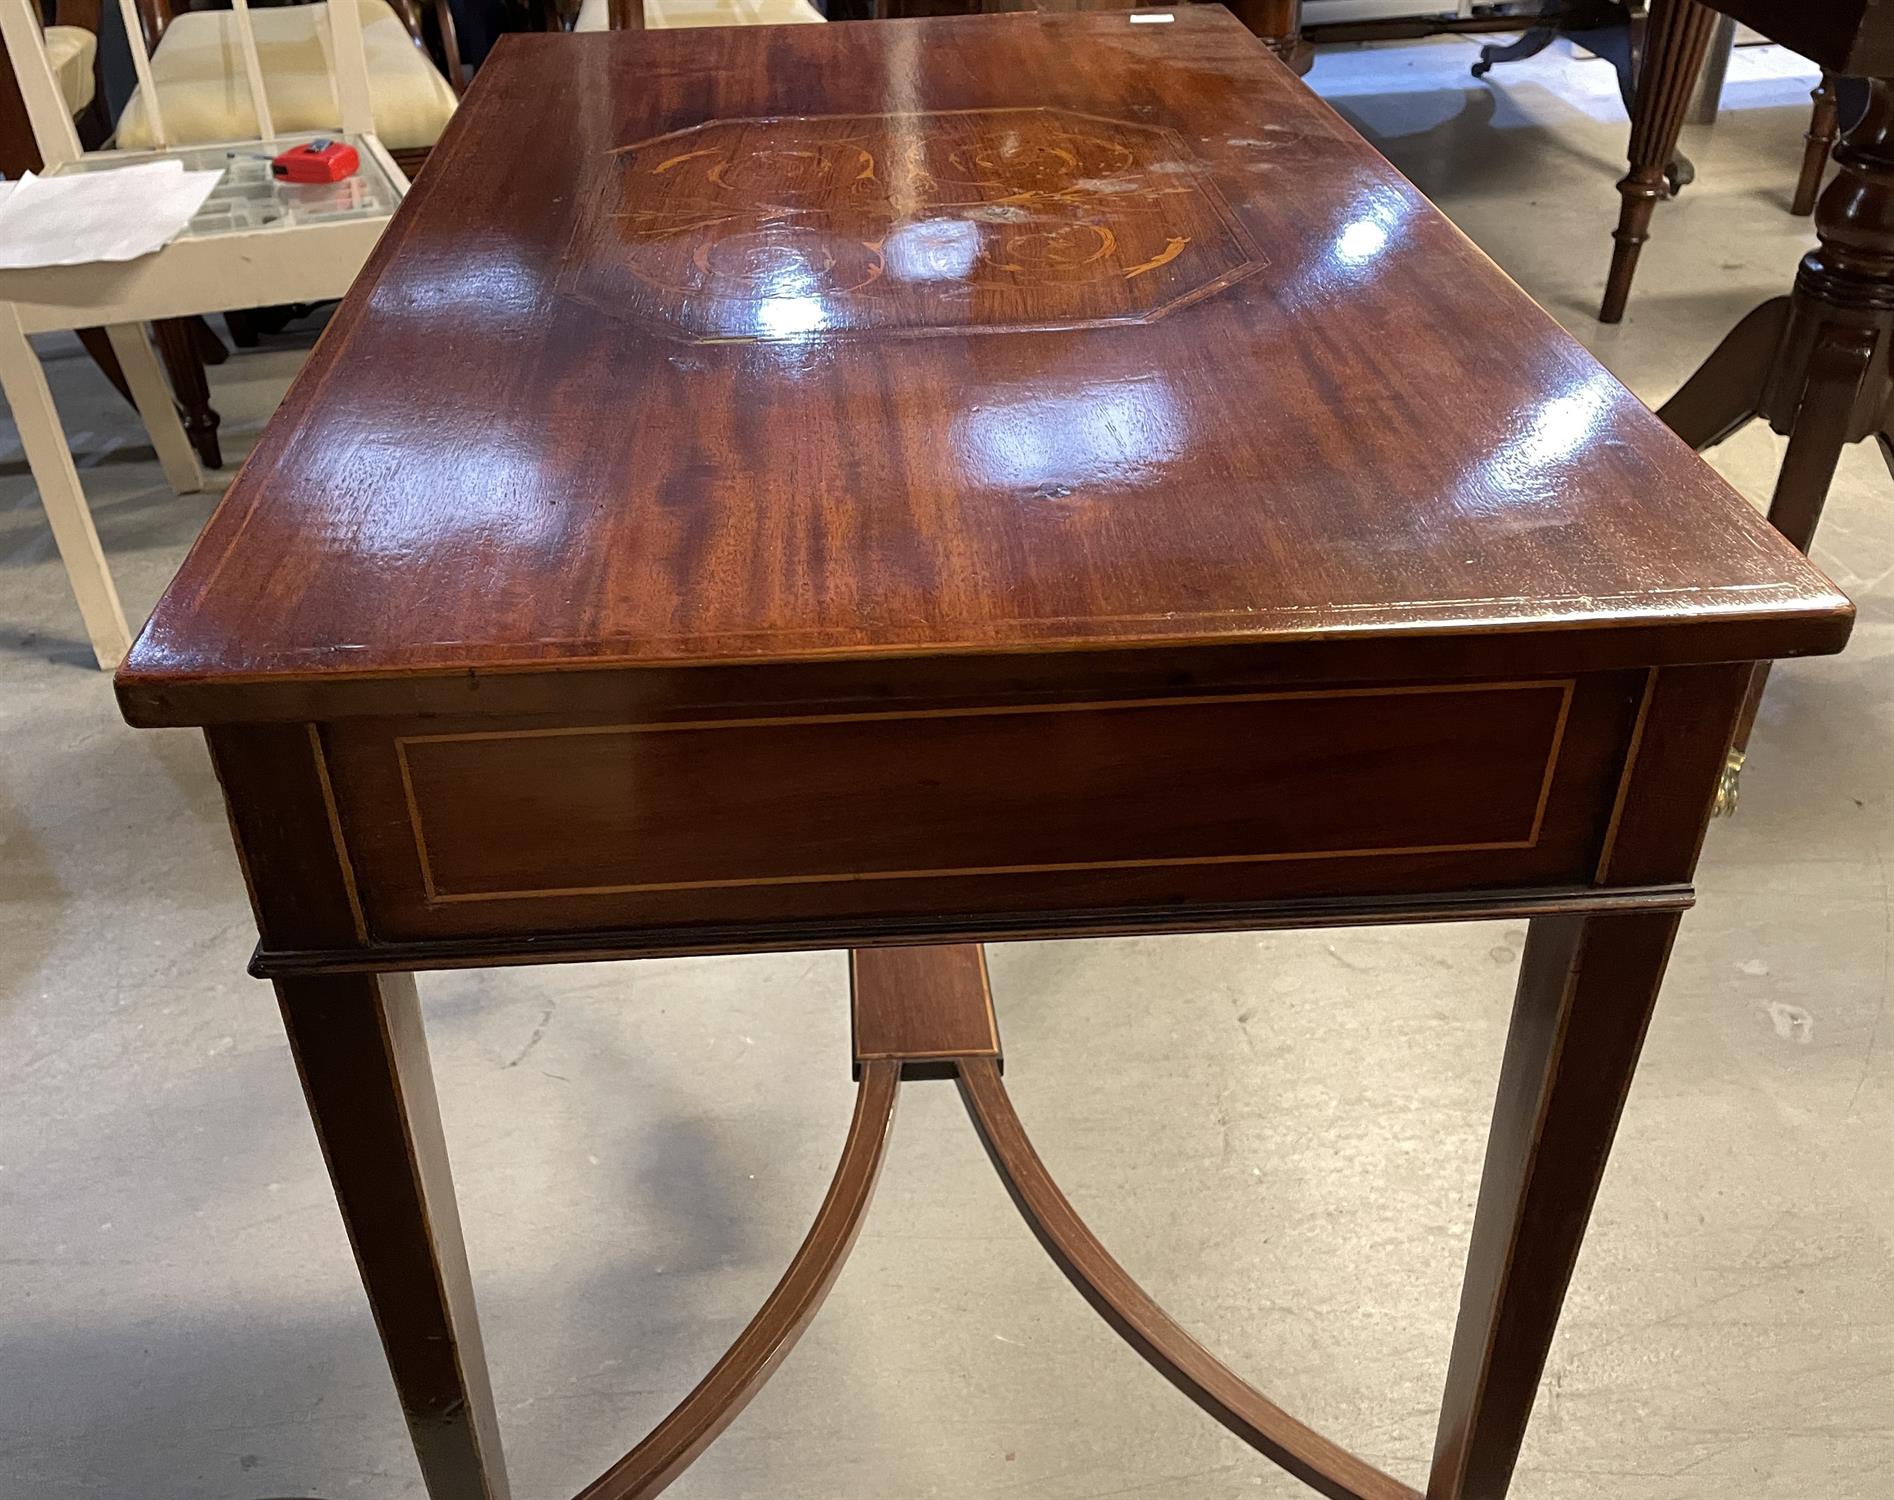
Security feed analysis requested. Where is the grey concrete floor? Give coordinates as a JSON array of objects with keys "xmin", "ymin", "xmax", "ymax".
[{"xmin": 2, "ymin": 33, "xmax": 1890, "ymax": 1500}]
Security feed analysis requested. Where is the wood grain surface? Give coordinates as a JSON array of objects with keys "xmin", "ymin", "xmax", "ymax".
[
  {"xmin": 116, "ymin": 8, "xmax": 1849, "ymax": 727},
  {"xmin": 313, "ymin": 670, "xmax": 1649, "ymax": 945},
  {"xmin": 851, "ymin": 942, "xmax": 998, "ymax": 1077}
]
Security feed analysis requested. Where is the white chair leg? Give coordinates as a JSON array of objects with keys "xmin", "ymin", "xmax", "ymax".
[
  {"xmin": 104, "ymin": 322, "xmax": 203, "ymax": 495},
  {"xmin": 0, "ymin": 305, "xmax": 133, "ymax": 670}
]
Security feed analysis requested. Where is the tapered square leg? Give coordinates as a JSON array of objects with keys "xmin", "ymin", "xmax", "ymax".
[
  {"xmin": 1428, "ymin": 910, "xmax": 1681, "ymax": 1500},
  {"xmin": 276, "ymin": 972, "xmax": 510, "ymax": 1500}
]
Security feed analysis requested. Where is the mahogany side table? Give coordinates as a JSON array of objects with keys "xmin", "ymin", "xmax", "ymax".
[{"xmin": 117, "ymin": 10, "xmax": 1851, "ymax": 1499}]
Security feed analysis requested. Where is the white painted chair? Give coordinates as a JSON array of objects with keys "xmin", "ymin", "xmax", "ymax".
[
  {"xmin": 113, "ymin": 0, "xmax": 459, "ymax": 159},
  {"xmin": 0, "ymin": 0, "xmax": 409, "ymax": 668}
]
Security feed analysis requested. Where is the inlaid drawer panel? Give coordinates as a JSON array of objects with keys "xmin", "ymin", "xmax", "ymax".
[{"xmin": 321, "ymin": 675, "xmax": 1645, "ymax": 943}]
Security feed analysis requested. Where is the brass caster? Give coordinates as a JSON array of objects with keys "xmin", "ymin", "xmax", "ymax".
[{"xmin": 1712, "ymin": 749, "xmax": 1745, "ymax": 818}]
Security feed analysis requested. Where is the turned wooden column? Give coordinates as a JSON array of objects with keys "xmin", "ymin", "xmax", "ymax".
[
  {"xmin": 1655, "ymin": 75, "xmax": 1894, "ymax": 793},
  {"xmin": 1732, "ymin": 75, "xmax": 1894, "ymax": 756},
  {"xmin": 1599, "ymin": 0, "xmax": 1719, "ymax": 322},
  {"xmin": 1793, "ymin": 73, "xmax": 1842, "ymax": 216},
  {"xmin": 1663, "ymin": 76, "xmax": 1894, "ymax": 561}
]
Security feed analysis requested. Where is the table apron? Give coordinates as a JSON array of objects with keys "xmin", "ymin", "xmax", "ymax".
[{"xmin": 198, "ymin": 664, "xmax": 1751, "ymax": 974}]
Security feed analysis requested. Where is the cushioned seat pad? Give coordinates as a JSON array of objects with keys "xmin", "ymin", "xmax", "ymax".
[
  {"xmin": 114, "ymin": 0, "xmax": 456, "ymax": 153},
  {"xmin": 46, "ymin": 24, "xmax": 97, "ymax": 112}
]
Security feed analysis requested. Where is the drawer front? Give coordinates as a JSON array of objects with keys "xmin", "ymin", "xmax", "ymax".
[{"xmin": 322, "ymin": 676, "xmax": 1644, "ymax": 943}]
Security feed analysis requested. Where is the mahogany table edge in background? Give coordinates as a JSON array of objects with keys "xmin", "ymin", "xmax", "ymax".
[{"xmin": 1605, "ymin": 0, "xmax": 1891, "ymax": 804}]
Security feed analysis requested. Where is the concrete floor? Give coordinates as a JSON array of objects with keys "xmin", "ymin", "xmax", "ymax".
[{"xmin": 2, "ymin": 34, "xmax": 1889, "ymax": 1500}]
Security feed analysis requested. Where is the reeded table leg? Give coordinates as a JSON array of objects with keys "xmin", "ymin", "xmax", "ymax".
[
  {"xmin": 277, "ymin": 972, "xmax": 510, "ymax": 1500},
  {"xmin": 1428, "ymin": 910, "xmax": 1681, "ymax": 1500},
  {"xmin": 1600, "ymin": 0, "xmax": 1718, "ymax": 322},
  {"xmin": 1793, "ymin": 72, "xmax": 1841, "ymax": 215}
]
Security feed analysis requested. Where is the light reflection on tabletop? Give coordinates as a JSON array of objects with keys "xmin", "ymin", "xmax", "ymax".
[
  {"xmin": 954, "ymin": 376, "xmax": 1188, "ymax": 500},
  {"xmin": 558, "ymin": 106, "xmax": 1265, "ymax": 342}
]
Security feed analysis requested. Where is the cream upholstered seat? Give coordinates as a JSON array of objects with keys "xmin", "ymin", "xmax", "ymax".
[
  {"xmin": 43, "ymin": 23, "xmax": 94, "ymax": 111},
  {"xmin": 574, "ymin": 0, "xmax": 823, "ymax": 29},
  {"xmin": 114, "ymin": 0, "xmax": 456, "ymax": 153}
]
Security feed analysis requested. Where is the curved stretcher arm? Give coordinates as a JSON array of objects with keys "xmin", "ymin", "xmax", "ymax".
[
  {"xmin": 572, "ymin": 1060, "xmax": 901, "ymax": 1500},
  {"xmin": 955, "ymin": 1056, "xmax": 1420, "ymax": 1500}
]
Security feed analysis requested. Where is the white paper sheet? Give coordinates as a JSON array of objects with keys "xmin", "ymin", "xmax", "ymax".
[{"xmin": 0, "ymin": 161, "xmax": 225, "ymax": 270}]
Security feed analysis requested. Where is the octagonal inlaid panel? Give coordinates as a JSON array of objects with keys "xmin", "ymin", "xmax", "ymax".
[{"xmin": 557, "ymin": 107, "xmax": 1267, "ymax": 342}]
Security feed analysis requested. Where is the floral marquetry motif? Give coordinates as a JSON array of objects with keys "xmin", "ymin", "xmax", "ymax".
[{"xmin": 557, "ymin": 107, "xmax": 1267, "ymax": 341}]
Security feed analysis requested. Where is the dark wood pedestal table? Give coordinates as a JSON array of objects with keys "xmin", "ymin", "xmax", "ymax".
[
  {"xmin": 1604, "ymin": 0, "xmax": 1891, "ymax": 800},
  {"xmin": 116, "ymin": 11, "xmax": 1851, "ymax": 1499}
]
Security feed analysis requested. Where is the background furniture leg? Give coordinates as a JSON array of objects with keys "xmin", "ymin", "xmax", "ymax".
[
  {"xmin": 1470, "ymin": 2, "xmax": 1696, "ymax": 191},
  {"xmin": 186, "ymin": 313, "xmax": 230, "ymax": 366},
  {"xmin": 102, "ymin": 323, "xmax": 203, "ymax": 496},
  {"xmin": 275, "ymin": 972, "xmax": 511, "ymax": 1500},
  {"xmin": 1753, "ymin": 76, "xmax": 1894, "ymax": 545},
  {"xmin": 1600, "ymin": 0, "xmax": 1718, "ymax": 322},
  {"xmin": 0, "ymin": 302, "xmax": 132, "ymax": 667},
  {"xmin": 74, "ymin": 328, "xmax": 134, "ymax": 406},
  {"xmin": 1601, "ymin": 6, "xmax": 1697, "ymax": 188},
  {"xmin": 224, "ymin": 310, "xmax": 262, "ymax": 348},
  {"xmin": 153, "ymin": 317, "xmax": 222, "ymax": 468},
  {"xmin": 1685, "ymin": 12, "xmax": 1736, "ymax": 126},
  {"xmin": 1792, "ymin": 72, "xmax": 1840, "ymax": 215},
  {"xmin": 1427, "ymin": 910, "xmax": 1682, "ymax": 1500},
  {"xmin": 1227, "ymin": 0, "xmax": 1312, "ymax": 74},
  {"xmin": 1471, "ymin": 23, "xmax": 1555, "ymax": 79},
  {"xmin": 1761, "ymin": 323, "xmax": 1876, "ymax": 555},
  {"xmin": 1656, "ymin": 295, "xmax": 1789, "ymax": 448},
  {"xmin": 1721, "ymin": 322, "xmax": 1880, "ymax": 764},
  {"xmin": 1710, "ymin": 79, "xmax": 1894, "ymax": 777}
]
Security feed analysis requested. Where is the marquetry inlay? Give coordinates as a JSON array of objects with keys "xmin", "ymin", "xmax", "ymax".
[{"xmin": 558, "ymin": 107, "xmax": 1266, "ymax": 341}]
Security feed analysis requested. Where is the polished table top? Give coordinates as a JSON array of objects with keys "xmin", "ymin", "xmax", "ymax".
[{"xmin": 118, "ymin": 7, "xmax": 1847, "ymax": 727}]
